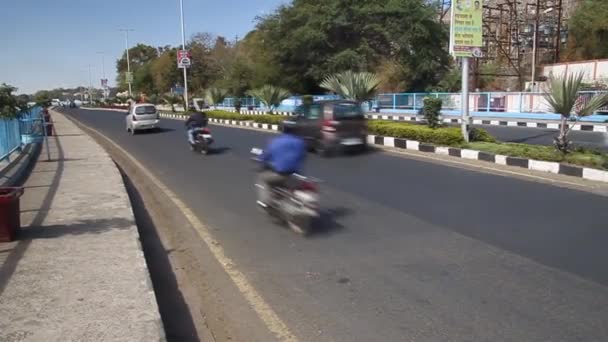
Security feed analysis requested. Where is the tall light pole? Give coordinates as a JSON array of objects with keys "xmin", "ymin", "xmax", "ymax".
[
  {"xmin": 119, "ymin": 28, "xmax": 134, "ymax": 97},
  {"xmin": 87, "ymin": 64, "xmax": 94, "ymax": 104},
  {"xmin": 179, "ymin": 0, "xmax": 189, "ymax": 110},
  {"xmin": 97, "ymin": 51, "xmax": 107, "ymax": 101},
  {"xmin": 530, "ymin": 7, "xmax": 555, "ymax": 92}
]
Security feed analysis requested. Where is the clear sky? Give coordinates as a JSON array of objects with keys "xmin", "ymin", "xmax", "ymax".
[{"xmin": 0, "ymin": 0, "xmax": 286, "ymax": 94}]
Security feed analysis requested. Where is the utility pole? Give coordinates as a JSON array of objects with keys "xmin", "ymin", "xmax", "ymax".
[
  {"xmin": 87, "ymin": 64, "xmax": 94, "ymax": 104},
  {"xmin": 461, "ymin": 58, "xmax": 470, "ymax": 142},
  {"xmin": 97, "ymin": 51, "xmax": 107, "ymax": 101},
  {"xmin": 119, "ymin": 28, "xmax": 134, "ymax": 97},
  {"xmin": 179, "ymin": 0, "xmax": 189, "ymax": 110}
]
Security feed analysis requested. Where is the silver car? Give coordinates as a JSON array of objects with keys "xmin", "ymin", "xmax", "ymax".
[{"xmin": 125, "ymin": 103, "xmax": 160, "ymax": 135}]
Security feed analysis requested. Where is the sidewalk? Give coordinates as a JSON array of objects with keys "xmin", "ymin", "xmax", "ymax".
[{"xmin": 0, "ymin": 112, "xmax": 164, "ymax": 341}]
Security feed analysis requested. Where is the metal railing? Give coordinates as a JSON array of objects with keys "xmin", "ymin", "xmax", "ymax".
[
  {"xmin": 372, "ymin": 91, "xmax": 608, "ymax": 114},
  {"xmin": 0, "ymin": 107, "xmax": 42, "ymax": 162}
]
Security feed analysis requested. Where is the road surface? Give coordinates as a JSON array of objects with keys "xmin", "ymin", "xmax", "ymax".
[
  {"xmin": 62, "ymin": 108, "xmax": 608, "ymax": 341},
  {"xmin": 477, "ymin": 124, "xmax": 608, "ymax": 151}
]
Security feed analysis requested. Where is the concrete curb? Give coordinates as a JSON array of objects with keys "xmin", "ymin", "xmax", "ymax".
[
  {"xmin": 366, "ymin": 134, "xmax": 608, "ymax": 183},
  {"xmin": 0, "ymin": 143, "xmax": 41, "ymax": 187},
  {"xmin": 366, "ymin": 114, "xmax": 608, "ymax": 133},
  {"xmin": 223, "ymin": 109, "xmax": 608, "ymax": 132},
  {"xmin": 157, "ymin": 112, "xmax": 608, "ymax": 183}
]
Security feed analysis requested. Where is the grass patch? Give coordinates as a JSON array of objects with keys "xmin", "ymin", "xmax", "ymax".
[
  {"xmin": 368, "ymin": 120, "xmax": 495, "ymax": 146},
  {"xmin": 467, "ymin": 142, "xmax": 608, "ymax": 170}
]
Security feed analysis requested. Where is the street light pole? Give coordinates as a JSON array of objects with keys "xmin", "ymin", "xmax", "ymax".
[
  {"xmin": 119, "ymin": 29, "xmax": 134, "ymax": 97},
  {"xmin": 87, "ymin": 64, "xmax": 94, "ymax": 104},
  {"xmin": 97, "ymin": 51, "xmax": 107, "ymax": 101},
  {"xmin": 179, "ymin": 0, "xmax": 189, "ymax": 110},
  {"xmin": 531, "ymin": 21, "xmax": 538, "ymax": 92}
]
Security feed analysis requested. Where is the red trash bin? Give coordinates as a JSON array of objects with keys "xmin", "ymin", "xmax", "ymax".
[{"xmin": 0, "ymin": 187, "xmax": 24, "ymax": 242}]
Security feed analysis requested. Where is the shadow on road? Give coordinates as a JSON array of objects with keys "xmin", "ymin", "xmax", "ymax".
[
  {"xmin": 120, "ymin": 169, "xmax": 200, "ymax": 342},
  {"xmin": 507, "ymin": 130, "xmax": 557, "ymax": 143},
  {"xmin": 308, "ymin": 207, "xmax": 352, "ymax": 238}
]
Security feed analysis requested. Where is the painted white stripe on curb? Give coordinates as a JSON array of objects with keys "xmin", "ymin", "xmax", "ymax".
[
  {"xmin": 495, "ymin": 155, "xmax": 507, "ymax": 165},
  {"xmin": 367, "ymin": 135, "xmax": 376, "ymax": 145},
  {"xmin": 526, "ymin": 122, "xmax": 538, "ymax": 128},
  {"xmin": 583, "ymin": 168, "xmax": 608, "ymax": 182},
  {"xmin": 507, "ymin": 121, "xmax": 518, "ymax": 127},
  {"xmin": 548, "ymin": 123, "xmax": 559, "ymax": 129},
  {"xmin": 461, "ymin": 149, "xmax": 479, "ymax": 160},
  {"xmin": 571, "ymin": 125, "xmax": 581, "ymax": 131},
  {"xmin": 384, "ymin": 137, "xmax": 395, "ymax": 147},
  {"xmin": 490, "ymin": 120, "xmax": 500, "ymax": 125},
  {"xmin": 406, "ymin": 140, "xmax": 419, "ymax": 150},
  {"xmin": 528, "ymin": 160, "xmax": 560, "ymax": 174},
  {"xmin": 472, "ymin": 119, "xmax": 482, "ymax": 125},
  {"xmin": 436, "ymin": 147, "xmax": 450, "ymax": 155},
  {"xmin": 272, "ymin": 125, "xmax": 279, "ymax": 131},
  {"xmin": 596, "ymin": 126, "xmax": 607, "ymax": 133}
]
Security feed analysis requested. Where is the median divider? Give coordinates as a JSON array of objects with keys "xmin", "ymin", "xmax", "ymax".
[
  {"xmin": 218, "ymin": 107, "xmax": 608, "ymax": 132},
  {"xmin": 157, "ymin": 111, "xmax": 608, "ymax": 183}
]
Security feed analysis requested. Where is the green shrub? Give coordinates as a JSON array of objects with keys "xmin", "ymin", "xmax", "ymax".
[
  {"xmin": 369, "ymin": 120, "xmax": 464, "ymax": 146},
  {"xmin": 419, "ymin": 97, "xmax": 442, "ymax": 128},
  {"xmin": 469, "ymin": 127, "xmax": 496, "ymax": 143},
  {"xmin": 468, "ymin": 142, "xmax": 608, "ymax": 170}
]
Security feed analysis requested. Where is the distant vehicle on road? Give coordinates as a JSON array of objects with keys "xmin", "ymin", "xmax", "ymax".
[
  {"xmin": 51, "ymin": 99, "xmax": 61, "ymax": 107},
  {"xmin": 287, "ymin": 100, "xmax": 368, "ymax": 157},
  {"xmin": 126, "ymin": 103, "xmax": 160, "ymax": 135}
]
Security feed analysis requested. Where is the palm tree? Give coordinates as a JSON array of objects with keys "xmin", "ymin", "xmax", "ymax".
[
  {"xmin": 544, "ymin": 71, "xmax": 608, "ymax": 153},
  {"xmin": 205, "ymin": 87, "xmax": 228, "ymax": 109},
  {"xmin": 320, "ymin": 71, "xmax": 381, "ymax": 102},
  {"xmin": 247, "ymin": 85, "xmax": 291, "ymax": 114}
]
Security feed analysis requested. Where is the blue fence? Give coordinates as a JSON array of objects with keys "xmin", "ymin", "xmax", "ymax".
[
  {"xmin": 0, "ymin": 106, "xmax": 42, "ymax": 162},
  {"xmin": 371, "ymin": 91, "xmax": 608, "ymax": 122},
  {"xmin": 218, "ymin": 95, "xmax": 342, "ymax": 112}
]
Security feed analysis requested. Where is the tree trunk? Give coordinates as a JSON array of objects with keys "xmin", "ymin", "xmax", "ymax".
[{"xmin": 555, "ymin": 116, "xmax": 571, "ymax": 153}]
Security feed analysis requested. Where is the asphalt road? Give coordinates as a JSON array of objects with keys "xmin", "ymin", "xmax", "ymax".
[
  {"xmin": 62, "ymin": 108, "xmax": 608, "ymax": 341},
  {"xmin": 476, "ymin": 124, "xmax": 608, "ymax": 151}
]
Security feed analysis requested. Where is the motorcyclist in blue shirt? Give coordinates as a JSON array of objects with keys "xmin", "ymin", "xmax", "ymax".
[{"xmin": 257, "ymin": 123, "xmax": 306, "ymax": 207}]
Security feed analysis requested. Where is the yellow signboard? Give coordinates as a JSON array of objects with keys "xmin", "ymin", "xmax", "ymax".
[{"xmin": 450, "ymin": 0, "xmax": 484, "ymax": 58}]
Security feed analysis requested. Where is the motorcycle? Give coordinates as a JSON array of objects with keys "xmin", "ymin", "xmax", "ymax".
[
  {"xmin": 251, "ymin": 147, "xmax": 320, "ymax": 235},
  {"xmin": 190, "ymin": 127, "xmax": 214, "ymax": 155}
]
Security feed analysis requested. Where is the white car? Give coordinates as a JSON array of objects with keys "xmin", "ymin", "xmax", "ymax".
[{"xmin": 126, "ymin": 103, "xmax": 160, "ymax": 135}]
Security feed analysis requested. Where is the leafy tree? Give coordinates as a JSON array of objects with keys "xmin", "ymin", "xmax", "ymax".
[
  {"xmin": 116, "ymin": 44, "xmax": 159, "ymax": 92},
  {"xmin": 247, "ymin": 85, "xmax": 290, "ymax": 113},
  {"xmin": 253, "ymin": 0, "xmax": 449, "ymax": 93},
  {"xmin": 544, "ymin": 71, "xmax": 608, "ymax": 152},
  {"xmin": 150, "ymin": 48, "xmax": 180, "ymax": 94},
  {"xmin": 34, "ymin": 90, "xmax": 52, "ymax": 108},
  {"xmin": 0, "ymin": 84, "xmax": 19, "ymax": 119},
  {"xmin": 320, "ymin": 71, "xmax": 380, "ymax": 102},
  {"xmin": 205, "ymin": 87, "xmax": 228, "ymax": 108},
  {"xmin": 564, "ymin": 0, "xmax": 608, "ymax": 61}
]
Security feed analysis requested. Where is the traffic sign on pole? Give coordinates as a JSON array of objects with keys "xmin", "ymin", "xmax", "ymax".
[
  {"xmin": 177, "ymin": 50, "xmax": 191, "ymax": 69},
  {"xmin": 125, "ymin": 72, "xmax": 134, "ymax": 83}
]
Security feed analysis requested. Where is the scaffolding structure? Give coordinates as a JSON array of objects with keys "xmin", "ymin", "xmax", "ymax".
[
  {"xmin": 439, "ymin": 0, "xmax": 581, "ymax": 90},
  {"xmin": 480, "ymin": 0, "xmax": 574, "ymax": 89}
]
